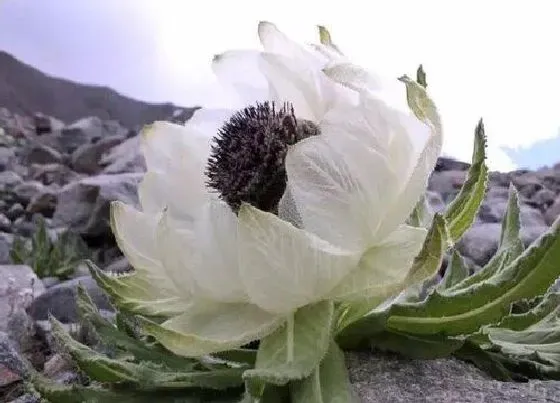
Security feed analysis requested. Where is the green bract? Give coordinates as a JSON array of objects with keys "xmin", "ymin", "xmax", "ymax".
[{"xmin": 29, "ymin": 22, "xmax": 560, "ymax": 403}]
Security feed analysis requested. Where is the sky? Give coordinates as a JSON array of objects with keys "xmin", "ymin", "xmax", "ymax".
[{"xmin": 0, "ymin": 0, "xmax": 559, "ymax": 171}]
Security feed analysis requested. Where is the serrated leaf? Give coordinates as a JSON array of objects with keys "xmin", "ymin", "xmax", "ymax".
[
  {"xmin": 31, "ymin": 373, "xmax": 242, "ymax": 403},
  {"xmin": 336, "ymin": 214, "xmax": 446, "ymax": 347},
  {"xmin": 416, "ymin": 64, "xmax": 427, "ymax": 88},
  {"xmin": 290, "ymin": 341, "xmax": 358, "ymax": 403},
  {"xmin": 444, "ymin": 119, "xmax": 488, "ymax": 243},
  {"xmin": 75, "ymin": 285, "xmax": 203, "ymax": 371},
  {"xmin": 383, "ymin": 216, "xmax": 560, "ymax": 336},
  {"xmin": 317, "ymin": 25, "xmax": 343, "ymax": 54},
  {"xmin": 437, "ymin": 250, "xmax": 469, "ymax": 290},
  {"xmin": 49, "ymin": 315, "xmax": 245, "ymax": 390},
  {"xmin": 243, "ymin": 301, "xmax": 334, "ymax": 391}
]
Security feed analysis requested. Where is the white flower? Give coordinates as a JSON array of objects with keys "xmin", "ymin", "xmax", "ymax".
[{"xmin": 104, "ymin": 22, "xmax": 443, "ymax": 357}]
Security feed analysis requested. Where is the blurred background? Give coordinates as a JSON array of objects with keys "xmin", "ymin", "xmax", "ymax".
[{"xmin": 1, "ymin": 0, "xmax": 559, "ymax": 171}]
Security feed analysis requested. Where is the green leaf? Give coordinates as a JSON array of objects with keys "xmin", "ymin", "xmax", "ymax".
[
  {"xmin": 444, "ymin": 119, "xmax": 488, "ymax": 243},
  {"xmin": 416, "ymin": 64, "xmax": 427, "ymax": 88},
  {"xmin": 49, "ymin": 315, "xmax": 245, "ymax": 390},
  {"xmin": 336, "ymin": 214, "xmax": 447, "ymax": 347},
  {"xmin": 384, "ymin": 216, "xmax": 560, "ymax": 336},
  {"xmin": 446, "ymin": 183, "xmax": 524, "ymax": 293},
  {"xmin": 243, "ymin": 301, "xmax": 334, "ymax": 391},
  {"xmin": 290, "ymin": 341, "xmax": 358, "ymax": 403},
  {"xmin": 437, "ymin": 250, "xmax": 469, "ymax": 290},
  {"xmin": 317, "ymin": 25, "xmax": 343, "ymax": 54},
  {"xmin": 31, "ymin": 373, "xmax": 243, "ymax": 403},
  {"xmin": 368, "ymin": 330, "xmax": 465, "ymax": 359}
]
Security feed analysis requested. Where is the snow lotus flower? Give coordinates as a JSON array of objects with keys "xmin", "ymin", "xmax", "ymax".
[{"xmin": 103, "ymin": 22, "xmax": 443, "ymax": 357}]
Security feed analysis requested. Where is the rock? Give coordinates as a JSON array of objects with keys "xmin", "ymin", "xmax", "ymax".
[
  {"xmin": 511, "ymin": 172, "xmax": 544, "ymax": 199},
  {"xmin": 0, "ymin": 146, "xmax": 16, "ymax": 171},
  {"xmin": 27, "ymin": 163, "xmax": 82, "ymax": 186},
  {"xmin": 25, "ymin": 144, "xmax": 63, "ymax": 165},
  {"xmin": 104, "ymin": 256, "xmax": 132, "ymax": 273},
  {"xmin": 0, "ymin": 233, "xmax": 14, "ymax": 264},
  {"xmin": 545, "ymin": 196, "xmax": 560, "ymax": 226},
  {"xmin": 25, "ymin": 190, "xmax": 57, "ymax": 216},
  {"xmin": 347, "ymin": 351, "xmax": 560, "ymax": 403},
  {"xmin": 0, "ymin": 171, "xmax": 23, "ymax": 192},
  {"xmin": 28, "ymin": 275, "xmax": 113, "ymax": 323},
  {"xmin": 457, "ymin": 223, "xmax": 501, "ymax": 266},
  {"xmin": 434, "ymin": 156, "xmax": 471, "ymax": 172},
  {"xmin": 428, "ymin": 171, "xmax": 467, "ymax": 203},
  {"xmin": 0, "ymin": 214, "xmax": 11, "ymax": 232},
  {"xmin": 12, "ymin": 181, "xmax": 53, "ymax": 205},
  {"xmin": 426, "ymin": 191, "xmax": 445, "ymax": 213},
  {"xmin": 58, "ymin": 116, "xmax": 107, "ymax": 153},
  {"xmin": 40, "ymin": 277, "xmax": 61, "ymax": 288},
  {"xmin": 70, "ymin": 135, "xmax": 124, "ymax": 174},
  {"xmin": 33, "ymin": 112, "xmax": 64, "ymax": 136},
  {"xmin": 52, "ymin": 173, "xmax": 142, "ymax": 236},
  {"xmin": 5, "ymin": 203, "xmax": 24, "ymax": 221},
  {"xmin": 0, "ymin": 332, "xmax": 27, "ymax": 385},
  {"xmin": 531, "ymin": 188, "xmax": 557, "ymax": 209},
  {"xmin": 100, "ymin": 135, "xmax": 146, "ymax": 174},
  {"xmin": 0, "ymin": 265, "xmax": 45, "ymax": 332}
]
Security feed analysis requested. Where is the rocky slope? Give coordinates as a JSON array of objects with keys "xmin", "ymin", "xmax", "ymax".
[
  {"xmin": 0, "ymin": 106, "xmax": 559, "ymax": 401},
  {"xmin": 0, "ymin": 51, "xmax": 198, "ymax": 128}
]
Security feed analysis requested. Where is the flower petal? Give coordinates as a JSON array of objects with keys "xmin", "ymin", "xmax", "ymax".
[
  {"xmin": 374, "ymin": 80, "xmax": 443, "ymax": 241},
  {"xmin": 285, "ymin": 125, "xmax": 399, "ymax": 251},
  {"xmin": 327, "ymin": 225, "xmax": 427, "ymax": 301},
  {"xmin": 211, "ymin": 51, "xmax": 269, "ymax": 106},
  {"xmin": 140, "ymin": 121, "xmax": 213, "ymax": 221},
  {"xmin": 237, "ymin": 203, "xmax": 359, "ymax": 314},
  {"xmin": 157, "ymin": 202, "xmax": 247, "ymax": 303},
  {"xmin": 138, "ymin": 302, "xmax": 284, "ymax": 357}
]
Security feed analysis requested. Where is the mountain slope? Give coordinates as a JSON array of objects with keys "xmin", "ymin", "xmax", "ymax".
[{"xmin": 0, "ymin": 51, "xmax": 196, "ymax": 127}]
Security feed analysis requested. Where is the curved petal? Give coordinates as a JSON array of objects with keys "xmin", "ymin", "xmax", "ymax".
[
  {"xmin": 110, "ymin": 201, "xmax": 178, "ymax": 294},
  {"xmin": 212, "ymin": 51, "xmax": 269, "ymax": 105},
  {"xmin": 157, "ymin": 203, "xmax": 247, "ymax": 304},
  {"xmin": 187, "ymin": 107, "xmax": 235, "ymax": 136},
  {"xmin": 237, "ymin": 203, "xmax": 359, "ymax": 314},
  {"xmin": 137, "ymin": 171, "xmax": 169, "ymax": 215},
  {"xmin": 285, "ymin": 125, "xmax": 400, "ymax": 251},
  {"xmin": 327, "ymin": 225, "xmax": 427, "ymax": 301},
  {"xmin": 140, "ymin": 121, "xmax": 213, "ymax": 221},
  {"xmin": 374, "ymin": 81, "xmax": 443, "ymax": 242},
  {"xmin": 258, "ymin": 52, "xmax": 337, "ymax": 122},
  {"xmin": 138, "ymin": 302, "xmax": 284, "ymax": 357},
  {"xmin": 258, "ymin": 21, "xmax": 324, "ymax": 69}
]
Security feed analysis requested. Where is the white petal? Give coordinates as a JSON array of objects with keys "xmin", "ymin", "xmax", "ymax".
[
  {"xmin": 137, "ymin": 171, "xmax": 168, "ymax": 215},
  {"xmin": 190, "ymin": 201, "xmax": 247, "ymax": 303},
  {"xmin": 157, "ymin": 203, "xmax": 247, "ymax": 303},
  {"xmin": 211, "ymin": 51, "xmax": 269, "ymax": 105},
  {"xmin": 258, "ymin": 52, "xmax": 335, "ymax": 122},
  {"xmin": 258, "ymin": 21, "xmax": 323, "ymax": 68},
  {"xmin": 110, "ymin": 201, "xmax": 177, "ymax": 293},
  {"xmin": 327, "ymin": 225, "xmax": 427, "ymax": 301},
  {"xmin": 323, "ymin": 63, "xmax": 383, "ymax": 92},
  {"xmin": 285, "ymin": 126, "xmax": 400, "ymax": 251},
  {"xmin": 141, "ymin": 121, "xmax": 212, "ymax": 221},
  {"xmin": 187, "ymin": 107, "xmax": 234, "ymax": 136},
  {"xmin": 237, "ymin": 203, "xmax": 359, "ymax": 314},
  {"xmin": 140, "ymin": 302, "xmax": 284, "ymax": 357}
]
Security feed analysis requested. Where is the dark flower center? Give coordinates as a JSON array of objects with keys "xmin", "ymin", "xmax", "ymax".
[{"xmin": 205, "ymin": 101, "xmax": 320, "ymax": 213}]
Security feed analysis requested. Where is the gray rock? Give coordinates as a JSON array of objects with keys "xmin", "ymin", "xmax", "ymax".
[
  {"xmin": 100, "ymin": 135, "xmax": 146, "ymax": 174},
  {"xmin": 511, "ymin": 172, "xmax": 544, "ymax": 199},
  {"xmin": 70, "ymin": 135, "xmax": 124, "ymax": 174},
  {"xmin": 0, "ymin": 233, "xmax": 14, "ymax": 264},
  {"xmin": 545, "ymin": 196, "xmax": 560, "ymax": 227},
  {"xmin": 40, "ymin": 276, "xmax": 61, "ymax": 288},
  {"xmin": 434, "ymin": 156, "xmax": 471, "ymax": 172},
  {"xmin": 25, "ymin": 190, "xmax": 57, "ymax": 216},
  {"xmin": 426, "ymin": 191, "xmax": 445, "ymax": 213},
  {"xmin": 428, "ymin": 171, "xmax": 467, "ymax": 203},
  {"xmin": 0, "ymin": 265, "xmax": 45, "ymax": 332},
  {"xmin": 59, "ymin": 116, "xmax": 120, "ymax": 153},
  {"xmin": 457, "ymin": 223, "xmax": 501, "ymax": 266},
  {"xmin": 6, "ymin": 203, "xmax": 24, "ymax": 221},
  {"xmin": 0, "ymin": 146, "xmax": 16, "ymax": 171},
  {"xmin": 531, "ymin": 188, "xmax": 557, "ymax": 209},
  {"xmin": 104, "ymin": 256, "xmax": 132, "ymax": 273},
  {"xmin": 28, "ymin": 275, "xmax": 113, "ymax": 323},
  {"xmin": 0, "ymin": 171, "xmax": 23, "ymax": 192},
  {"xmin": 33, "ymin": 112, "xmax": 64, "ymax": 136},
  {"xmin": 347, "ymin": 351, "xmax": 560, "ymax": 403},
  {"xmin": 0, "ymin": 331, "xmax": 28, "ymax": 382},
  {"xmin": 12, "ymin": 181, "xmax": 52, "ymax": 205},
  {"xmin": 52, "ymin": 173, "xmax": 142, "ymax": 236},
  {"xmin": 0, "ymin": 214, "xmax": 11, "ymax": 232},
  {"xmin": 27, "ymin": 163, "xmax": 82, "ymax": 186},
  {"xmin": 25, "ymin": 144, "xmax": 63, "ymax": 165}
]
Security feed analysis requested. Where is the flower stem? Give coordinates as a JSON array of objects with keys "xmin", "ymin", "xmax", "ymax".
[{"xmin": 286, "ymin": 313, "xmax": 294, "ymax": 364}]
